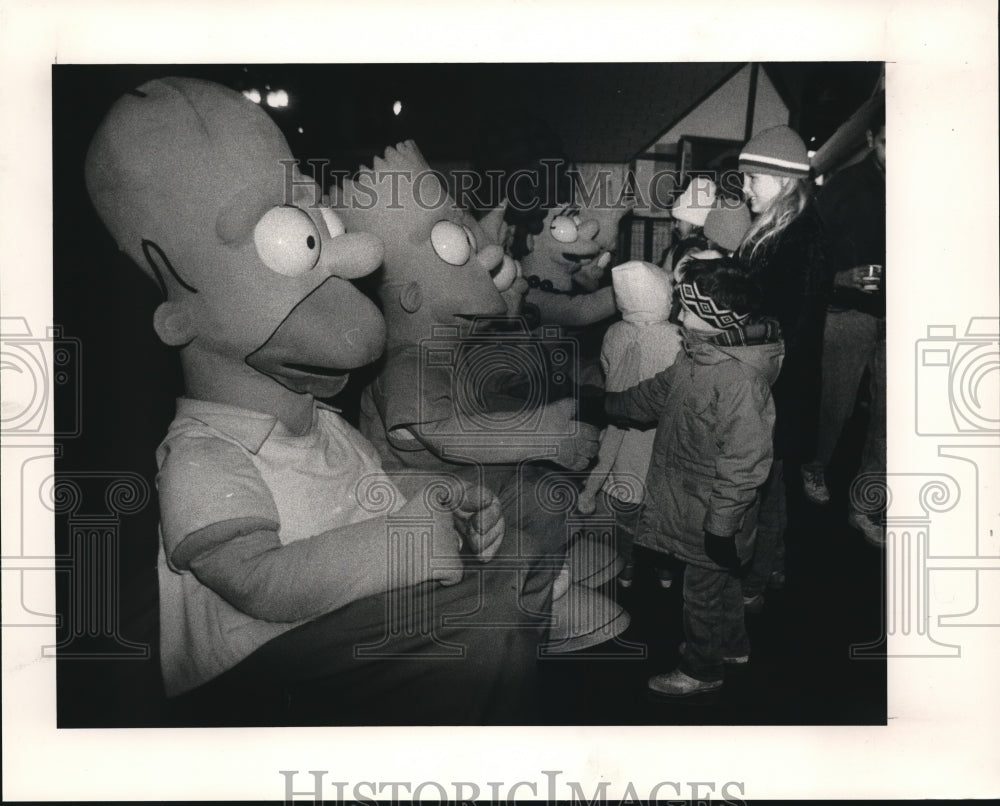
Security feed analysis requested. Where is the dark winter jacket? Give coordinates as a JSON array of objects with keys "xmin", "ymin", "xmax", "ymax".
[
  {"xmin": 605, "ymin": 321, "xmax": 784, "ymax": 569},
  {"xmin": 814, "ymin": 152, "xmax": 886, "ymax": 318},
  {"xmin": 740, "ymin": 204, "xmax": 831, "ymax": 460}
]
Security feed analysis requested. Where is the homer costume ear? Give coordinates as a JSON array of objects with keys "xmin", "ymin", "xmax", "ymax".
[{"xmin": 152, "ymin": 301, "xmax": 195, "ymax": 346}]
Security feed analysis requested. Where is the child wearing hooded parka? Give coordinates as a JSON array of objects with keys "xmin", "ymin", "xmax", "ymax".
[
  {"xmin": 577, "ymin": 260, "xmax": 683, "ymax": 586},
  {"xmin": 605, "ymin": 258, "xmax": 784, "ymax": 696}
]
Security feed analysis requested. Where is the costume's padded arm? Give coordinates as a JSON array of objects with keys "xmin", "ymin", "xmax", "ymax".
[
  {"xmin": 159, "ymin": 428, "xmax": 463, "ymax": 622},
  {"xmin": 183, "ymin": 495, "xmax": 465, "ymax": 622},
  {"xmin": 184, "ymin": 515, "xmax": 404, "ymax": 622},
  {"xmin": 525, "ymin": 286, "xmax": 616, "ymax": 327},
  {"xmin": 704, "ymin": 374, "xmax": 775, "ymax": 538}
]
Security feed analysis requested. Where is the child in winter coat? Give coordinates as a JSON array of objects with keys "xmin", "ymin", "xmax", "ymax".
[
  {"xmin": 577, "ymin": 261, "xmax": 684, "ymax": 587},
  {"xmin": 605, "ymin": 258, "xmax": 784, "ymax": 696}
]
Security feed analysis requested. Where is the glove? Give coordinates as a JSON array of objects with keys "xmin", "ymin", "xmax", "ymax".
[{"xmin": 704, "ymin": 531, "xmax": 740, "ymax": 570}]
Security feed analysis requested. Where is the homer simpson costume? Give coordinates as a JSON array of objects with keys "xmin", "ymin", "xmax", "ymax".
[{"xmin": 84, "ymin": 77, "xmax": 554, "ymax": 725}]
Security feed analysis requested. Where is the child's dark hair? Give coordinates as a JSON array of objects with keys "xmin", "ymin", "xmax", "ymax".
[
  {"xmin": 681, "ymin": 257, "xmax": 763, "ymax": 320},
  {"xmin": 663, "ymin": 233, "xmax": 709, "ymax": 274}
]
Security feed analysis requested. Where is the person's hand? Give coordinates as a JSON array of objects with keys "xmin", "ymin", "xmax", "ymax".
[
  {"xmin": 704, "ymin": 531, "xmax": 740, "ymax": 570},
  {"xmin": 834, "ymin": 265, "xmax": 882, "ymax": 294},
  {"xmin": 451, "ymin": 483, "xmax": 505, "ymax": 563}
]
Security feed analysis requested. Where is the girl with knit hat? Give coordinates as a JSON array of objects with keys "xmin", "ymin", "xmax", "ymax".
[{"xmin": 735, "ymin": 125, "xmax": 831, "ymax": 607}]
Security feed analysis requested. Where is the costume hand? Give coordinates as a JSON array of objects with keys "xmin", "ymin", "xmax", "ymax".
[
  {"xmin": 576, "ymin": 490, "xmax": 597, "ymax": 516},
  {"xmin": 399, "ymin": 484, "xmax": 464, "ymax": 587},
  {"xmin": 573, "ymin": 252, "xmax": 609, "ymax": 292},
  {"xmin": 704, "ymin": 531, "xmax": 740, "ymax": 570},
  {"xmin": 557, "ymin": 422, "xmax": 601, "ymax": 471},
  {"xmin": 536, "ymin": 398, "xmax": 599, "ymax": 469},
  {"xmin": 452, "ymin": 483, "xmax": 505, "ymax": 563}
]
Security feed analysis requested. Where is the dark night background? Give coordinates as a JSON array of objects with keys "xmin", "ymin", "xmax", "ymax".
[{"xmin": 52, "ymin": 63, "xmax": 885, "ymax": 727}]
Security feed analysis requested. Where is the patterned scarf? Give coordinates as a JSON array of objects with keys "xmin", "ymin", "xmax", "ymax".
[{"xmin": 709, "ymin": 318, "xmax": 783, "ymax": 347}]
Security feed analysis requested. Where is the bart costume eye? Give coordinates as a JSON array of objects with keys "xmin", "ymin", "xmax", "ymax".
[
  {"xmin": 430, "ymin": 219, "xmax": 476, "ymax": 266},
  {"xmin": 254, "ymin": 206, "xmax": 322, "ymax": 276},
  {"xmin": 549, "ymin": 214, "xmax": 578, "ymax": 243}
]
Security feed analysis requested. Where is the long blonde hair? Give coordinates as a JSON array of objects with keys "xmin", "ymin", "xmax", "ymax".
[{"xmin": 738, "ymin": 176, "xmax": 812, "ymax": 265}]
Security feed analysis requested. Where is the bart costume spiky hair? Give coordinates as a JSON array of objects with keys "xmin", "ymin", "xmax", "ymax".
[{"xmin": 334, "ymin": 141, "xmax": 515, "ymax": 335}]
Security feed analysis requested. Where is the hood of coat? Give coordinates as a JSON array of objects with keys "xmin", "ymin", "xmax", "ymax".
[
  {"xmin": 683, "ymin": 319, "xmax": 784, "ymax": 386},
  {"xmin": 611, "ymin": 260, "xmax": 673, "ymax": 324}
]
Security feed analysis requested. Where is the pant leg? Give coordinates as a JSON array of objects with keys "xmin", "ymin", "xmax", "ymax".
[
  {"xmin": 813, "ymin": 309, "xmax": 878, "ymax": 467},
  {"xmin": 743, "ymin": 459, "xmax": 785, "ymax": 598},
  {"xmin": 595, "ymin": 489, "xmax": 641, "ymax": 563},
  {"xmin": 678, "ymin": 563, "xmax": 746, "ymax": 683},
  {"xmin": 859, "ymin": 317, "xmax": 887, "ymax": 479},
  {"xmin": 178, "ymin": 547, "xmax": 552, "ymax": 726}
]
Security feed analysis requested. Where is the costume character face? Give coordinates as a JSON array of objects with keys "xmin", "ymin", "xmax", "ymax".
[
  {"xmin": 520, "ymin": 205, "xmax": 604, "ymax": 291},
  {"xmin": 335, "ymin": 141, "xmax": 513, "ymax": 341},
  {"xmin": 85, "ymin": 77, "xmax": 386, "ymax": 400}
]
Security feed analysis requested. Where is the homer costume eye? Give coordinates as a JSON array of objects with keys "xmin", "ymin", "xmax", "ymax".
[
  {"xmin": 549, "ymin": 214, "xmax": 578, "ymax": 243},
  {"xmin": 430, "ymin": 220, "xmax": 475, "ymax": 266},
  {"xmin": 254, "ymin": 206, "xmax": 321, "ymax": 276}
]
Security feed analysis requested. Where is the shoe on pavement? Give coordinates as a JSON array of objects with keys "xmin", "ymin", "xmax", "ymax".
[
  {"xmin": 544, "ymin": 584, "xmax": 630, "ymax": 654},
  {"xmin": 800, "ymin": 465, "xmax": 831, "ymax": 505},
  {"xmin": 648, "ymin": 668, "xmax": 722, "ymax": 698},
  {"xmin": 848, "ymin": 508, "xmax": 886, "ymax": 545}
]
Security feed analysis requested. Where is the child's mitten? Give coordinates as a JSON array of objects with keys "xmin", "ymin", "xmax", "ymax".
[{"xmin": 704, "ymin": 531, "xmax": 740, "ymax": 570}]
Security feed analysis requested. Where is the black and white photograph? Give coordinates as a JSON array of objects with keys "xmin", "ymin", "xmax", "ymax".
[
  {"xmin": 2, "ymin": 1, "xmax": 998, "ymax": 803},
  {"xmin": 50, "ymin": 60, "xmax": 889, "ymax": 730}
]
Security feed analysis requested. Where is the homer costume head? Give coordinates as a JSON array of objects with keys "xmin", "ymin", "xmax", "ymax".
[{"xmin": 85, "ymin": 77, "xmax": 386, "ymax": 402}]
